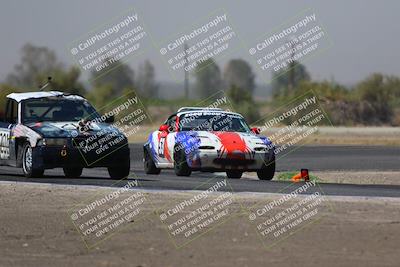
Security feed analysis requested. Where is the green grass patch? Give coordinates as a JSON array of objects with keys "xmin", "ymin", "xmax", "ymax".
[{"xmin": 276, "ymin": 171, "xmax": 321, "ymax": 182}]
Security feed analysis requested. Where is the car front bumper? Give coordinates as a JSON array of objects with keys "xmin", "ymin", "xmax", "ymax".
[
  {"xmin": 188, "ymin": 149, "xmax": 275, "ymax": 171},
  {"xmin": 31, "ymin": 144, "xmax": 130, "ymax": 169}
]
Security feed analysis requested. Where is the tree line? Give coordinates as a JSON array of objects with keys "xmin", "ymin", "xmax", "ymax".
[
  {"xmin": 0, "ymin": 43, "xmax": 158, "ymax": 110},
  {"xmin": 1, "ymin": 43, "xmax": 400, "ymax": 126}
]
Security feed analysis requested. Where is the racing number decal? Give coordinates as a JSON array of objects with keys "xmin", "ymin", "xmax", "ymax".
[
  {"xmin": 0, "ymin": 131, "xmax": 10, "ymax": 160},
  {"xmin": 158, "ymin": 137, "xmax": 165, "ymax": 157}
]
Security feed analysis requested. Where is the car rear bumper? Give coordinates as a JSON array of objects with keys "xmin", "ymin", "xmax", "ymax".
[{"xmin": 32, "ymin": 144, "xmax": 130, "ymax": 169}]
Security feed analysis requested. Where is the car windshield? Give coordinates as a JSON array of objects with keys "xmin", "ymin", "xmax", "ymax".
[
  {"xmin": 22, "ymin": 98, "xmax": 100, "ymax": 123},
  {"xmin": 179, "ymin": 112, "xmax": 251, "ymax": 132}
]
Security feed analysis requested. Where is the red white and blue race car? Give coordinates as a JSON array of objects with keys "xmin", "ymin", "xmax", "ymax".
[{"xmin": 143, "ymin": 107, "xmax": 275, "ymax": 179}]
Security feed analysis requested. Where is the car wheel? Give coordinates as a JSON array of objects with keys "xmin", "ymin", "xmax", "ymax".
[
  {"xmin": 144, "ymin": 149, "xmax": 161, "ymax": 174},
  {"xmin": 174, "ymin": 146, "xmax": 191, "ymax": 176},
  {"xmin": 257, "ymin": 158, "xmax": 276, "ymax": 180},
  {"xmin": 226, "ymin": 170, "xmax": 242, "ymax": 179},
  {"xmin": 63, "ymin": 167, "xmax": 83, "ymax": 178},
  {"xmin": 108, "ymin": 160, "xmax": 130, "ymax": 179},
  {"xmin": 22, "ymin": 142, "xmax": 44, "ymax": 178}
]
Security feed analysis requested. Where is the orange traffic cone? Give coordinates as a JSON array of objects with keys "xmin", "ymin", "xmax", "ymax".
[
  {"xmin": 301, "ymin": 169, "xmax": 310, "ymax": 182},
  {"xmin": 291, "ymin": 169, "xmax": 310, "ymax": 182},
  {"xmin": 291, "ymin": 172, "xmax": 302, "ymax": 182}
]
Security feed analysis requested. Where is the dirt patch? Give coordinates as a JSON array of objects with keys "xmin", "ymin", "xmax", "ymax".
[{"xmin": 0, "ymin": 182, "xmax": 399, "ymax": 267}]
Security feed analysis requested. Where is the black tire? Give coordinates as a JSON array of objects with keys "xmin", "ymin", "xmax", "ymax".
[
  {"xmin": 174, "ymin": 146, "xmax": 191, "ymax": 176},
  {"xmin": 22, "ymin": 142, "xmax": 44, "ymax": 178},
  {"xmin": 144, "ymin": 149, "xmax": 161, "ymax": 174},
  {"xmin": 16, "ymin": 142, "xmax": 24, "ymax": 168},
  {"xmin": 63, "ymin": 167, "xmax": 83, "ymax": 178},
  {"xmin": 108, "ymin": 160, "xmax": 130, "ymax": 179},
  {"xmin": 257, "ymin": 158, "xmax": 276, "ymax": 180},
  {"xmin": 226, "ymin": 170, "xmax": 243, "ymax": 179}
]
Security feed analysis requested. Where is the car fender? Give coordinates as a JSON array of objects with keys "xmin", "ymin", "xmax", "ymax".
[
  {"xmin": 175, "ymin": 131, "xmax": 201, "ymax": 167},
  {"xmin": 13, "ymin": 124, "xmax": 42, "ymax": 147}
]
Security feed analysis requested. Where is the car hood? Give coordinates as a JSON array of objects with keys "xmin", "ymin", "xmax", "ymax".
[
  {"xmin": 27, "ymin": 121, "xmax": 121, "ymax": 138},
  {"xmin": 199, "ymin": 131, "xmax": 271, "ymax": 146},
  {"xmin": 177, "ymin": 131, "xmax": 273, "ymax": 150}
]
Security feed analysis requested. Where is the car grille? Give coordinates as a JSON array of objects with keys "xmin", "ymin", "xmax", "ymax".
[
  {"xmin": 71, "ymin": 135, "xmax": 127, "ymax": 150},
  {"xmin": 213, "ymin": 158, "xmax": 255, "ymax": 166},
  {"xmin": 71, "ymin": 138, "xmax": 87, "ymax": 148}
]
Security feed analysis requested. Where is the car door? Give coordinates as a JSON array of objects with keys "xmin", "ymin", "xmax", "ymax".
[
  {"xmin": 156, "ymin": 115, "xmax": 177, "ymax": 164},
  {"xmin": 165, "ymin": 115, "xmax": 178, "ymax": 163},
  {"xmin": 0, "ymin": 99, "xmax": 17, "ymax": 163}
]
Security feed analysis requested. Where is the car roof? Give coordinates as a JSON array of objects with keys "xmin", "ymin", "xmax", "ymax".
[
  {"xmin": 177, "ymin": 107, "xmax": 224, "ymax": 113},
  {"xmin": 176, "ymin": 107, "xmax": 243, "ymax": 118},
  {"xmin": 6, "ymin": 91, "xmax": 86, "ymax": 103}
]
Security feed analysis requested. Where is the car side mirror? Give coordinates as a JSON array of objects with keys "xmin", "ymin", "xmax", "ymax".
[
  {"xmin": 159, "ymin": 124, "xmax": 169, "ymax": 132},
  {"xmin": 104, "ymin": 115, "xmax": 115, "ymax": 123},
  {"xmin": 251, "ymin": 127, "xmax": 260, "ymax": 134}
]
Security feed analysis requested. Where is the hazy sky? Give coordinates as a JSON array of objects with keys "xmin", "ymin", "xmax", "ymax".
[{"xmin": 0, "ymin": 0, "xmax": 399, "ymax": 86}]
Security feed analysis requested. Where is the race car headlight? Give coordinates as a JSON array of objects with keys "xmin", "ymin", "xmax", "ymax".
[{"xmin": 198, "ymin": 136, "xmax": 217, "ymax": 143}]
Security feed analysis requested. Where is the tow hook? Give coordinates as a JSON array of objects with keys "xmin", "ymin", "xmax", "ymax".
[{"xmin": 61, "ymin": 145, "xmax": 67, "ymax": 157}]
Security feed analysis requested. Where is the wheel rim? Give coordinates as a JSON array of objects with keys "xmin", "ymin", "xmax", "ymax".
[{"xmin": 23, "ymin": 146, "xmax": 32, "ymax": 173}]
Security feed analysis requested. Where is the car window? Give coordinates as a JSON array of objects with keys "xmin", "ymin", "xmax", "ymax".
[
  {"xmin": 22, "ymin": 98, "xmax": 100, "ymax": 123},
  {"xmin": 5, "ymin": 99, "xmax": 17, "ymax": 124},
  {"xmin": 166, "ymin": 115, "xmax": 177, "ymax": 132},
  {"xmin": 179, "ymin": 113, "xmax": 251, "ymax": 132}
]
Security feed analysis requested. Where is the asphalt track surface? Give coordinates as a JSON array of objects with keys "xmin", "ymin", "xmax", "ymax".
[{"xmin": 0, "ymin": 145, "xmax": 399, "ymax": 197}]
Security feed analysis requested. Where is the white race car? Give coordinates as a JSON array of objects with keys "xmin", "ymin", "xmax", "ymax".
[{"xmin": 143, "ymin": 107, "xmax": 275, "ymax": 179}]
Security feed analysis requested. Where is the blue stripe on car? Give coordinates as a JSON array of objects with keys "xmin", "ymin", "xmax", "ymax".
[{"xmin": 175, "ymin": 131, "xmax": 201, "ymax": 167}]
